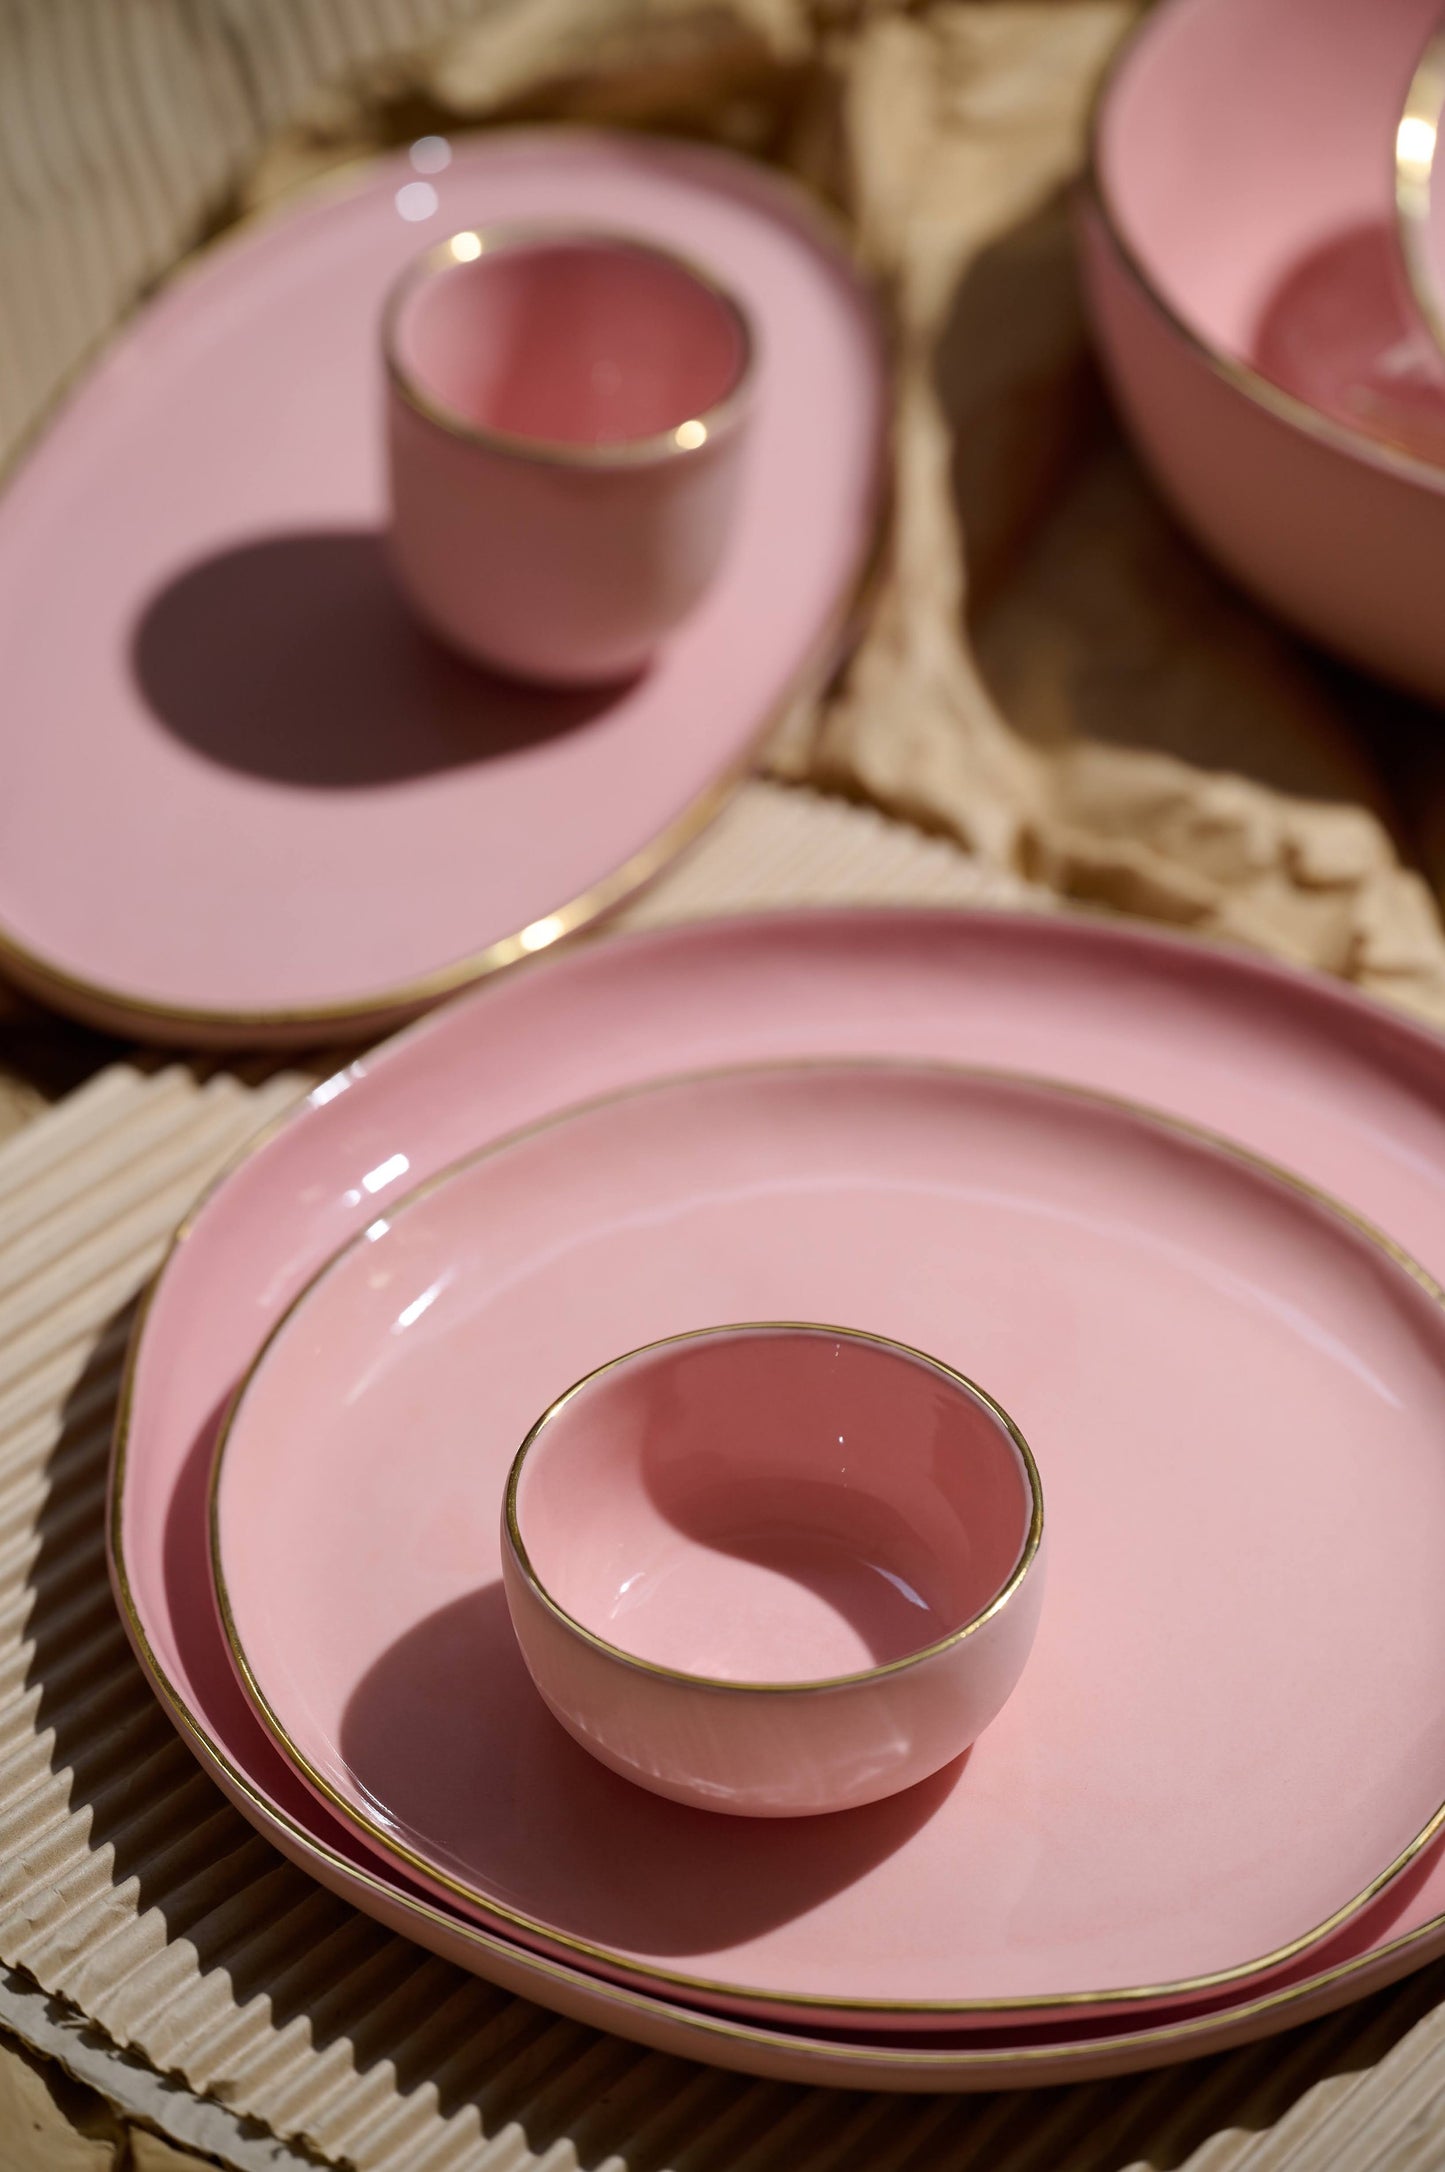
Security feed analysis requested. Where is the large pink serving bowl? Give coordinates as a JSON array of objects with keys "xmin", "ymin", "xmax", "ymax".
[
  {"xmin": 502, "ymin": 1324, "xmax": 1045, "ymax": 1818},
  {"xmin": 1080, "ymin": 0, "xmax": 1445, "ymax": 700}
]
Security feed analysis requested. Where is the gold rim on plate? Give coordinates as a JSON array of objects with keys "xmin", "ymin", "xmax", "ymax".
[
  {"xmin": 203, "ymin": 1054, "xmax": 1445, "ymax": 2024},
  {"xmin": 104, "ymin": 910, "xmax": 1445, "ymax": 2074}
]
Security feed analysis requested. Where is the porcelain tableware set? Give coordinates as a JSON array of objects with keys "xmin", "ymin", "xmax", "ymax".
[{"xmin": 0, "ymin": 0, "xmax": 1435, "ymax": 2094}]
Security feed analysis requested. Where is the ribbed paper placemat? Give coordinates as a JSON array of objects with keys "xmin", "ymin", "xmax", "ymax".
[{"xmin": 6, "ymin": 782, "xmax": 1445, "ymax": 2171}]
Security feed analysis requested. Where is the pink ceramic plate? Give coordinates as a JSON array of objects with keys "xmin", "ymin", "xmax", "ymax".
[
  {"xmin": 0, "ymin": 133, "xmax": 882, "ymax": 1043},
  {"xmin": 209, "ymin": 1059, "xmax": 1445, "ymax": 2029},
  {"xmin": 110, "ymin": 908, "xmax": 1445, "ymax": 2084},
  {"xmin": 1093, "ymin": 0, "xmax": 1445, "ymax": 462}
]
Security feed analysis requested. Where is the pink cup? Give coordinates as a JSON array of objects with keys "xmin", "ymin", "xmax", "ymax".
[
  {"xmin": 501, "ymin": 1323, "xmax": 1045, "ymax": 1818},
  {"xmin": 383, "ymin": 227, "xmax": 755, "ymax": 685}
]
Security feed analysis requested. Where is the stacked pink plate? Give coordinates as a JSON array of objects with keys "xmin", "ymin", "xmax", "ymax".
[{"xmin": 114, "ymin": 905, "xmax": 1445, "ymax": 2088}]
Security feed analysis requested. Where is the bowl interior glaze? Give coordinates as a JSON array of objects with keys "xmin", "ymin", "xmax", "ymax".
[
  {"xmin": 512, "ymin": 1326, "xmax": 1036, "ymax": 1686},
  {"xmin": 1098, "ymin": 0, "xmax": 1445, "ymax": 460}
]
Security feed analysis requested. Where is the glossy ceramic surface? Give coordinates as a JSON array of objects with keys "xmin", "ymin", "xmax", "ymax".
[
  {"xmin": 467, "ymin": 1324, "xmax": 1032, "ymax": 1811},
  {"xmin": 386, "ymin": 230, "xmax": 753, "ymax": 681},
  {"xmin": 211, "ymin": 1059, "xmax": 1445, "ymax": 2027},
  {"xmin": 1082, "ymin": 0, "xmax": 1445, "ymax": 700},
  {"xmin": 110, "ymin": 907, "xmax": 1445, "ymax": 2085},
  {"xmin": 0, "ymin": 132, "xmax": 882, "ymax": 1042},
  {"xmin": 502, "ymin": 1326, "xmax": 1041, "ymax": 1815}
]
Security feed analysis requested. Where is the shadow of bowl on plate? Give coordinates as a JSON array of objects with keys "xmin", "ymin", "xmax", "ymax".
[
  {"xmin": 338, "ymin": 1580, "xmax": 966, "ymax": 1963},
  {"xmin": 130, "ymin": 530, "xmax": 633, "ymax": 789}
]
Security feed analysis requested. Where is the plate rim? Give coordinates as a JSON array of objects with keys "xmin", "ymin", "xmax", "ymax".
[
  {"xmin": 205, "ymin": 1050, "xmax": 1445, "ymax": 2026},
  {"xmin": 105, "ymin": 902, "xmax": 1445, "ymax": 2081},
  {"xmin": 0, "ymin": 127, "xmax": 887, "ymax": 1044}
]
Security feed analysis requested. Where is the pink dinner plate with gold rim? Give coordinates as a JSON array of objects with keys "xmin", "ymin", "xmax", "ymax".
[
  {"xmin": 109, "ymin": 908, "xmax": 1445, "ymax": 2085},
  {"xmin": 0, "ymin": 132, "xmax": 882, "ymax": 1045},
  {"xmin": 207, "ymin": 1059, "xmax": 1445, "ymax": 2030}
]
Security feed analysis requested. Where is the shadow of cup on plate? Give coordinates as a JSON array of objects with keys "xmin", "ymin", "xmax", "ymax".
[
  {"xmin": 338, "ymin": 1581, "xmax": 966, "ymax": 1961},
  {"xmin": 129, "ymin": 529, "xmax": 632, "ymax": 790}
]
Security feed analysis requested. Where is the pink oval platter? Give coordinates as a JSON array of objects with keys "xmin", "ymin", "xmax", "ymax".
[
  {"xmin": 110, "ymin": 907, "xmax": 1445, "ymax": 2086},
  {"xmin": 0, "ymin": 132, "xmax": 883, "ymax": 1044},
  {"xmin": 209, "ymin": 1058, "xmax": 1445, "ymax": 2030}
]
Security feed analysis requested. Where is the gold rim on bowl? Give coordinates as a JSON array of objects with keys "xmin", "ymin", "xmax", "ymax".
[
  {"xmin": 504, "ymin": 1321, "xmax": 1043, "ymax": 1696},
  {"xmin": 1085, "ymin": 0, "xmax": 1445, "ymax": 492},
  {"xmin": 201, "ymin": 1054, "xmax": 1445, "ymax": 2023},
  {"xmin": 0, "ymin": 130, "xmax": 887, "ymax": 1045}
]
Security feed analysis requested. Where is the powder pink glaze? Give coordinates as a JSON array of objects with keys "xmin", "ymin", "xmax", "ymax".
[
  {"xmin": 213, "ymin": 1061, "xmax": 1445, "ymax": 2025},
  {"xmin": 111, "ymin": 909, "xmax": 1445, "ymax": 2084},
  {"xmin": 388, "ymin": 234, "xmax": 753, "ymax": 683},
  {"xmin": 1251, "ymin": 224, "xmax": 1445, "ymax": 464},
  {"xmin": 1083, "ymin": 0, "xmax": 1445, "ymax": 699},
  {"xmin": 499, "ymin": 1326, "xmax": 1041, "ymax": 1814},
  {"xmin": 0, "ymin": 134, "xmax": 881, "ymax": 1033},
  {"xmin": 517, "ymin": 1330, "xmax": 1030, "ymax": 1677},
  {"xmin": 1099, "ymin": 0, "xmax": 1437, "ymax": 370}
]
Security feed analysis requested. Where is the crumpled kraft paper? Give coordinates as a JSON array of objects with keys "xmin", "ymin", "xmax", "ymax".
[{"xmin": 244, "ymin": 0, "xmax": 1445, "ymax": 1025}]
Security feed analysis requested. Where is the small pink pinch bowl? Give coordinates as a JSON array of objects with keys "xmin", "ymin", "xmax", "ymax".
[
  {"xmin": 384, "ymin": 225, "xmax": 755, "ymax": 685},
  {"xmin": 500, "ymin": 1323, "xmax": 1046, "ymax": 1819}
]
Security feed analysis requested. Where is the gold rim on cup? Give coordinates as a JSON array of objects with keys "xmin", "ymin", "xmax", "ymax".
[{"xmin": 381, "ymin": 222, "xmax": 757, "ymax": 470}]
